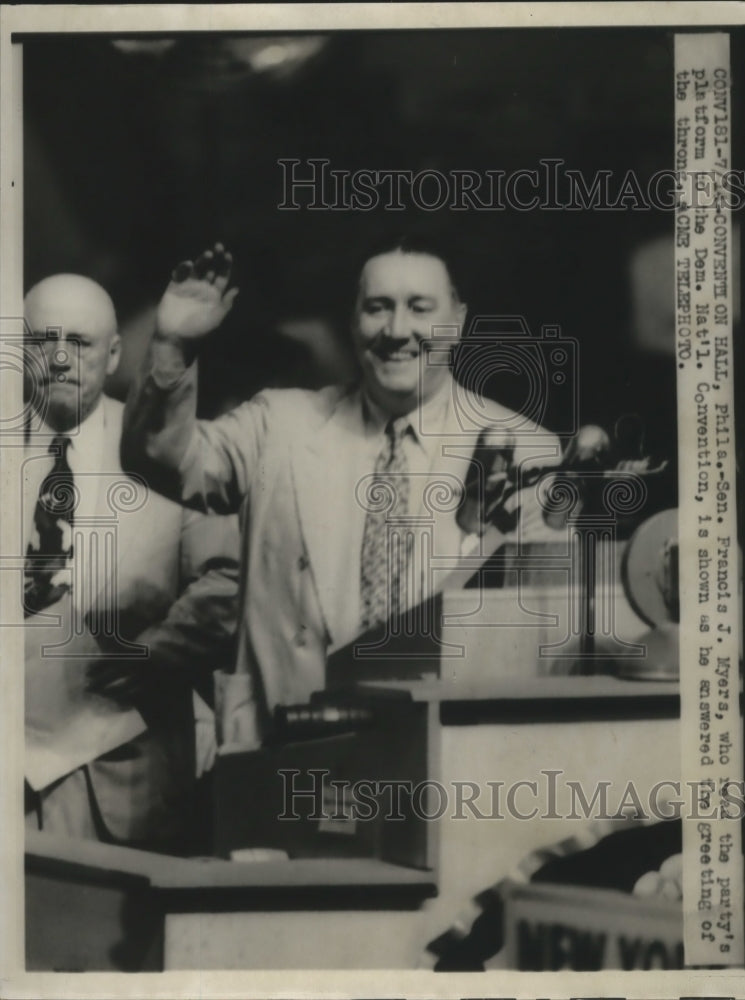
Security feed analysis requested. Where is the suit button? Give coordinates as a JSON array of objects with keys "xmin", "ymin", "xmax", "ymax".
[
  {"xmin": 298, "ymin": 554, "xmax": 309, "ymax": 571},
  {"xmin": 294, "ymin": 625, "xmax": 307, "ymax": 647}
]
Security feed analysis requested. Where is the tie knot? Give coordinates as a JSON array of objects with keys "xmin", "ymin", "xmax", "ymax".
[
  {"xmin": 50, "ymin": 435, "xmax": 71, "ymax": 457},
  {"xmin": 386, "ymin": 417, "xmax": 410, "ymax": 447}
]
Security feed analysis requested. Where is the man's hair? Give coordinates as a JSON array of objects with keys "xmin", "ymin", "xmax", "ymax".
[{"xmin": 354, "ymin": 232, "xmax": 464, "ymax": 303}]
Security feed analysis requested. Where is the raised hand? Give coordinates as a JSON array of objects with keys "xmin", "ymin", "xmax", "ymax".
[{"xmin": 156, "ymin": 243, "xmax": 239, "ymax": 341}]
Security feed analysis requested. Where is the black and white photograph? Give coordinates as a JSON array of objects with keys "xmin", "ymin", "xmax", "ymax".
[{"xmin": 0, "ymin": 3, "xmax": 743, "ymax": 996}]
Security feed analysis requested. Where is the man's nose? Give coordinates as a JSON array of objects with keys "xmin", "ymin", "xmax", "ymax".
[
  {"xmin": 386, "ymin": 305, "xmax": 410, "ymax": 341},
  {"xmin": 48, "ymin": 342, "xmax": 73, "ymax": 370}
]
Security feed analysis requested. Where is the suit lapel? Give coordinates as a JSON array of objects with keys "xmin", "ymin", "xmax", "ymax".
[
  {"xmin": 289, "ymin": 388, "xmax": 365, "ymax": 642},
  {"xmin": 286, "ymin": 383, "xmax": 529, "ymax": 637}
]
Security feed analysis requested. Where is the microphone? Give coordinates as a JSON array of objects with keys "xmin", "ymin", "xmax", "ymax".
[
  {"xmin": 456, "ymin": 430, "xmax": 518, "ymax": 535},
  {"xmin": 541, "ymin": 425, "xmax": 612, "ymax": 529},
  {"xmin": 561, "ymin": 424, "xmax": 612, "ymax": 469},
  {"xmin": 457, "ymin": 425, "xmax": 612, "ymax": 536},
  {"xmin": 458, "ymin": 419, "xmax": 666, "ymax": 536}
]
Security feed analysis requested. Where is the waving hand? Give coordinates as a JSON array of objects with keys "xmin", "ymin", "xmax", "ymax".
[{"xmin": 157, "ymin": 243, "xmax": 239, "ymax": 342}]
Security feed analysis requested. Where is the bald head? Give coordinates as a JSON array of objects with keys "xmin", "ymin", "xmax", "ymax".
[
  {"xmin": 25, "ymin": 274, "xmax": 120, "ymax": 431},
  {"xmin": 26, "ymin": 273, "xmax": 117, "ymax": 337}
]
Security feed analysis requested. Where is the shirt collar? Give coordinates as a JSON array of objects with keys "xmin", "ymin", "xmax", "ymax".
[
  {"xmin": 37, "ymin": 396, "xmax": 105, "ymax": 460},
  {"xmin": 361, "ymin": 375, "xmax": 453, "ymax": 456}
]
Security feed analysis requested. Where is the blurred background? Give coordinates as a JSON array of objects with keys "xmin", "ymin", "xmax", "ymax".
[{"xmin": 21, "ymin": 27, "xmax": 743, "ymax": 461}]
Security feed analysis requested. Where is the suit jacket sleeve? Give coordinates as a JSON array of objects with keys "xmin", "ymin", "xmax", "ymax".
[
  {"xmin": 133, "ymin": 509, "xmax": 241, "ymax": 703},
  {"xmin": 121, "ymin": 349, "xmax": 269, "ymax": 516}
]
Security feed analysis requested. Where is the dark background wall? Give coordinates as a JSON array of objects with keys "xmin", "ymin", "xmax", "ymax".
[{"xmin": 20, "ymin": 27, "xmax": 744, "ymax": 459}]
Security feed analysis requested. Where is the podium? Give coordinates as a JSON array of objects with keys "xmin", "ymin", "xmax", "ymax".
[
  {"xmin": 213, "ymin": 691, "xmax": 439, "ymax": 870},
  {"xmin": 26, "ymin": 525, "xmax": 684, "ymax": 970}
]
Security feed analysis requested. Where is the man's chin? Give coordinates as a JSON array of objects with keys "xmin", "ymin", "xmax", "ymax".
[
  {"xmin": 367, "ymin": 357, "xmax": 420, "ymax": 388},
  {"xmin": 364, "ymin": 379, "xmax": 420, "ymax": 416},
  {"xmin": 44, "ymin": 399, "xmax": 84, "ymax": 432},
  {"xmin": 379, "ymin": 374, "xmax": 420, "ymax": 396}
]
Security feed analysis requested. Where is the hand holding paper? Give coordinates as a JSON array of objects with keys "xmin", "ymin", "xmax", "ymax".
[{"xmin": 25, "ymin": 593, "xmax": 146, "ymax": 791}]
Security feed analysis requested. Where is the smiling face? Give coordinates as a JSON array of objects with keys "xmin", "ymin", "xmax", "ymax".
[
  {"xmin": 24, "ymin": 274, "xmax": 120, "ymax": 432},
  {"xmin": 353, "ymin": 250, "xmax": 467, "ymax": 417}
]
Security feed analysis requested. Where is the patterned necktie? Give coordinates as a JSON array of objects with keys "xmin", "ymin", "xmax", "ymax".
[
  {"xmin": 24, "ymin": 435, "xmax": 77, "ymax": 616},
  {"xmin": 360, "ymin": 417, "xmax": 411, "ymax": 632}
]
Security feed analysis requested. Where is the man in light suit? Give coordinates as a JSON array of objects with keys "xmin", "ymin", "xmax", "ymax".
[
  {"xmin": 23, "ymin": 274, "xmax": 239, "ymax": 851},
  {"xmin": 121, "ymin": 239, "xmax": 561, "ymax": 745}
]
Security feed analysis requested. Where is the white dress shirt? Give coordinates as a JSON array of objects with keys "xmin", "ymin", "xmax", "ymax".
[
  {"xmin": 24, "ymin": 399, "xmax": 107, "ymax": 613},
  {"xmin": 334, "ymin": 380, "xmax": 455, "ymax": 642},
  {"xmin": 24, "ymin": 399, "xmax": 106, "ymax": 531}
]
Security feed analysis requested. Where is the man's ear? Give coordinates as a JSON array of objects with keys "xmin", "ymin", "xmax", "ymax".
[
  {"xmin": 454, "ymin": 300, "xmax": 468, "ymax": 336},
  {"xmin": 106, "ymin": 332, "xmax": 122, "ymax": 376}
]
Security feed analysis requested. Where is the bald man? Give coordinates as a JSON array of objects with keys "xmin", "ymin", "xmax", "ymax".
[
  {"xmin": 23, "ymin": 274, "xmax": 240, "ymax": 852},
  {"xmin": 25, "ymin": 274, "xmax": 120, "ymax": 428}
]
